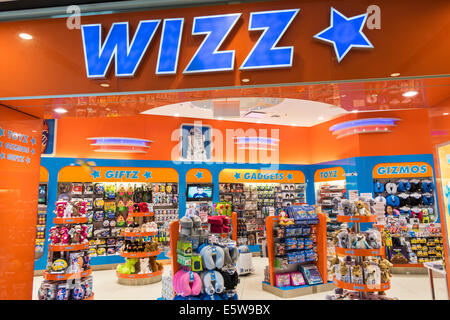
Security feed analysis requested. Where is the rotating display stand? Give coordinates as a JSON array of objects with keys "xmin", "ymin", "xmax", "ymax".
[
  {"xmin": 116, "ymin": 208, "xmax": 163, "ymax": 285},
  {"xmin": 329, "ymin": 206, "xmax": 397, "ymax": 300},
  {"xmin": 38, "ymin": 202, "xmax": 94, "ymax": 300}
]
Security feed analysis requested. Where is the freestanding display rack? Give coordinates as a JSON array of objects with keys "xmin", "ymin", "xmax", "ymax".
[
  {"xmin": 332, "ymin": 215, "xmax": 390, "ymax": 298},
  {"xmin": 262, "ymin": 209, "xmax": 334, "ymax": 298},
  {"xmin": 116, "ymin": 208, "xmax": 163, "ymax": 285},
  {"xmin": 38, "ymin": 211, "xmax": 94, "ymax": 300}
]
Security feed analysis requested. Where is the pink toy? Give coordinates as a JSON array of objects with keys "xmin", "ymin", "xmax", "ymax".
[
  {"xmin": 60, "ymin": 227, "xmax": 70, "ymax": 244},
  {"xmin": 54, "ymin": 201, "xmax": 67, "ymax": 218},
  {"xmin": 49, "ymin": 226, "xmax": 61, "ymax": 244},
  {"xmin": 80, "ymin": 225, "xmax": 88, "ymax": 243},
  {"xmin": 179, "ymin": 271, "xmax": 202, "ymax": 297}
]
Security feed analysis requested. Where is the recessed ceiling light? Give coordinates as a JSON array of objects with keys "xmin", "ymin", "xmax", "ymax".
[
  {"xmin": 241, "ymin": 78, "xmax": 250, "ymax": 83},
  {"xmin": 318, "ymin": 116, "xmax": 324, "ymax": 121},
  {"xmin": 291, "ymin": 123, "xmax": 296, "ymax": 126},
  {"xmin": 351, "ymin": 110, "xmax": 359, "ymax": 113},
  {"xmin": 390, "ymin": 73, "xmax": 401, "ymax": 77},
  {"xmin": 174, "ymin": 113, "xmax": 180, "ymax": 117},
  {"xmin": 217, "ymin": 117, "xmax": 222, "ymax": 120},
  {"xmin": 402, "ymin": 90, "xmax": 418, "ymax": 97},
  {"xmin": 444, "ymin": 112, "xmax": 449, "ymax": 116},
  {"xmin": 54, "ymin": 108, "xmax": 68, "ymax": 114},
  {"xmin": 100, "ymin": 83, "xmax": 110, "ymax": 87},
  {"xmin": 257, "ymin": 120, "xmax": 261, "ymax": 123},
  {"xmin": 19, "ymin": 33, "xmax": 32, "ymax": 40}
]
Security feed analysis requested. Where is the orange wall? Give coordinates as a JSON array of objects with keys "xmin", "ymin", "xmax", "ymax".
[
  {"xmin": 54, "ymin": 115, "xmax": 311, "ymax": 164},
  {"xmin": 53, "ymin": 109, "xmax": 434, "ymax": 164},
  {"xmin": 0, "ymin": 106, "xmax": 42, "ymax": 299}
]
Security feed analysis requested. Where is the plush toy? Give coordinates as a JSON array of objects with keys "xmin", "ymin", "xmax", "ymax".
[
  {"xmin": 139, "ymin": 258, "xmax": 151, "ymax": 274},
  {"xmin": 352, "ymin": 233, "xmax": 370, "ymax": 249},
  {"xmin": 378, "ymin": 259, "xmax": 393, "ymax": 283},
  {"xmin": 49, "ymin": 226, "xmax": 61, "ymax": 244},
  {"xmin": 364, "ymin": 265, "xmax": 379, "ymax": 285},
  {"xmin": 138, "ymin": 202, "xmax": 149, "ymax": 213},
  {"xmin": 329, "ymin": 255, "xmax": 340, "ymax": 275},
  {"xmin": 341, "ymin": 200, "xmax": 355, "ymax": 216},
  {"xmin": 338, "ymin": 262, "xmax": 350, "ymax": 282},
  {"xmin": 334, "ymin": 229, "xmax": 350, "ymax": 248},
  {"xmin": 60, "ymin": 227, "xmax": 70, "ymax": 244},
  {"xmin": 64, "ymin": 202, "xmax": 74, "ymax": 218},
  {"xmin": 365, "ymin": 229, "xmax": 382, "ymax": 249},
  {"xmin": 149, "ymin": 256, "xmax": 163, "ymax": 272},
  {"xmin": 355, "ymin": 201, "xmax": 371, "ymax": 216},
  {"xmin": 54, "ymin": 201, "xmax": 67, "ymax": 218},
  {"xmin": 117, "ymin": 258, "xmax": 138, "ymax": 274},
  {"xmin": 351, "ymin": 265, "xmax": 363, "ymax": 284}
]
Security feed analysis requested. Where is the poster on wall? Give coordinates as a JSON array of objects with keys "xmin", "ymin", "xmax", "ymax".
[
  {"xmin": 41, "ymin": 119, "xmax": 56, "ymax": 156},
  {"xmin": 180, "ymin": 123, "xmax": 212, "ymax": 162}
]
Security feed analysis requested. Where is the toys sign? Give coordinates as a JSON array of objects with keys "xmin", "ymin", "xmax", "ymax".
[{"xmin": 314, "ymin": 167, "xmax": 346, "ymax": 182}]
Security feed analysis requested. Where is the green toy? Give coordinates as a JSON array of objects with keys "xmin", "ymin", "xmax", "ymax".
[{"xmin": 116, "ymin": 258, "xmax": 138, "ymax": 274}]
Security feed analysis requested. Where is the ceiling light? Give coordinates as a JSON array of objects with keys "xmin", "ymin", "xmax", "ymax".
[
  {"xmin": 402, "ymin": 90, "xmax": 418, "ymax": 97},
  {"xmin": 100, "ymin": 83, "xmax": 110, "ymax": 87},
  {"xmin": 443, "ymin": 113, "xmax": 449, "ymax": 116},
  {"xmin": 174, "ymin": 113, "xmax": 180, "ymax": 117},
  {"xmin": 241, "ymin": 78, "xmax": 250, "ymax": 83},
  {"xmin": 217, "ymin": 117, "xmax": 222, "ymax": 120},
  {"xmin": 54, "ymin": 108, "xmax": 68, "ymax": 114},
  {"xmin": 390, "ymin": 73, "xmax": 401, "ymax": 77},
  {"xmin": 351, "ymin": 110, "xmax": 359, "ymax": 113},
  {"xmin": 19, "ymin": 33, "xmax": 32, "ymax": 40},
  {"xmin": 318, "ymin": 116, "xmax": 324, "ymax": 121},
  {"xmin": 291, "ymin": 123, "xmax": 296, "ymax": 126}
]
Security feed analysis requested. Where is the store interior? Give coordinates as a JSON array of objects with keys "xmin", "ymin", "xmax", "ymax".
[{"xmin": 0, "ymin": 74, "xmax": 447, "ymax": 300}]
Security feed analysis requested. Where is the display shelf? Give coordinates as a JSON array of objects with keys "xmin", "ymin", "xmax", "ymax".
[
  {"xmin": 44, "ymin": 268, "xmax": 92, "ymax": 280},
  {"xmin": 131, "ymin": 211, "xmax": 154, "ymax": 217},
  {"xmin": 333, "ymin": 277, "xmax": 391, "ymax": 292},
  {"xmin": 53, "ymin": 217, "xmax": 88, "ymax": 224},
  {"xmin": 393, "ymin": 263, "xmax": 424, "ymax": 268},
  {"xmin": 263, "ymin": 209, "xmax": 329, "ymax": 298},
  {"xmin": 120, "ymin": 249, "xmax": 161, "ymax": 258},
  {"xmin": 116, "ymin": 269, "xmax": 163, "ymax": 279},
  {"xmin": 48, "ymin": 243, "xmax": 89, "ymax": 252},
  {"xmin": 335, "ymin": 247, "xmax": 385, "ymax": 257},
  {"xmin": 336, "ymin": 215, "xmax": 377, "ymax": 223},
  {"xmin": 123, "ymin": 231, "xmax": 157, "ymax": 237}
]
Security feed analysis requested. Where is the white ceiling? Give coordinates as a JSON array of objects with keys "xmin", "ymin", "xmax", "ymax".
[{"xmin": 141, "ymin": 97, "xmax": 349, "ymax": 127}]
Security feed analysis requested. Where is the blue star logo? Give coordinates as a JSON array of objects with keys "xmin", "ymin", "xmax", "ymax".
[
  {"xmin": 313, "ymin": 7, "xmax": 373, "ymax": 62},
  {"xmin": 143, "ymin": 171, "xmax": 152, "ymax": 180},
  {"xmin": 0, "ymin": 127, "xmax": 4, "ymax": 137},
  {"xmin": 287, "ymin": 173, "xmax": 293, "ymax": 181},
  {"xmin": 234, "ymin": 172, "xmax": 241, "ymax": 180},
  {"xmin": 26, "ymin": 157, "xmax": 30, "ymax": 164},
  {"xmin": 0, "ymin": 152, "xmax": 5, "ymax": 160},
  {"xmin": 31, "ymin": 137, "xmax": 36, "ymax": 145},
  {"xmin": 91, "ymin": 169, "xmax": 101, "ymax": 179},
  {"xmin": 31, "ymin": 149, "xmax": 35, "ymax": 155},
  {"xmin": 195, "ymin": 170, "xmax": 203, "ymax": 180}
]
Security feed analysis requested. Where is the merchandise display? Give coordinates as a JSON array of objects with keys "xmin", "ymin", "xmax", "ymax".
[
  {"xmin": 38, "ymin": 200, "xmax": 94, "ymax": 300},
  {"xmin": 219, "ymin": 183, "xmax": 306, "ymax": 248},
  {"xmin": 164, "ymin": 207, "xmax": 241, "ymax": 300},
  {"xmin": 373, "ymin": 176, "xmax": 443, "ymax": 265},
  {"xmin": 35, "ymin": 184, "xmax": 48, "ymax": 259},
  {"xmin": 328, "ymin": 198, "xmax": 397, "ymax": 300},
  {"xmin": 57, "ymin": 181, "xmax": 178, "ymax": 257},
  {"xmin": 264, "ymin": 204, "xmax": 329, "ymax": 296},
  {"xmin": 115, "ymin": 203, "xmax": 163, "ymax": 285}
]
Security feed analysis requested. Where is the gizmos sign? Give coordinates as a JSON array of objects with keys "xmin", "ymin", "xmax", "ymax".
[{"xmin": 80, "ymin": 7, "xmax": 378, "ymax": 78}]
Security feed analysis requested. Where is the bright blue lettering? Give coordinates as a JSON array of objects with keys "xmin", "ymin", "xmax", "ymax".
[
  {"xmin": 82, "ymin": 20, "xmax": 160, "ymax": 78},
  {"xmin": 184, "ymin": 13, "xmax": 241, "ymax": 73},
  {"xmin": 240, "ymin": 9, "xmax": 299, "ymax": 70},
  {"xmin": 377, "ymin": 167, "xmax": 386, "ymax": 175},
  {"xmin": 156, "ymin": 18, "xmax": 184, "ymax": 74},
  {"xmin": 244, "ymin": 172, "xmax": 250, "ymax": 179},
  {"xmin": 105, "ymin": 170, "xmax": 114, "ymax": 179}
]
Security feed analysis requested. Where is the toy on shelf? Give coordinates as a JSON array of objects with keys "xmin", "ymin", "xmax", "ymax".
[
  {"xmin": 116, "ymin": 208, "xmax": 163, "ymax": 285},
  {"xmin": 165, "ymin": 208, "xmax": 241, "ymax": 300},
  {"xmin": 263, "ymin": 204, "xmax": 329, "ymax": 297},
  {"xmin": 38, "ymin": 200, "xmax": 94, "ymax": 300},
  {"xmin": 328, "ymin": 198, "xmax": 397, "ymax": 300}
]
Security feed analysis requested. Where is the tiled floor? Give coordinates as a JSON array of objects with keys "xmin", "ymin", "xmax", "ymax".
[{"xmin": 32, "ymin": 257, "xmax": 449, "ymax": 300}]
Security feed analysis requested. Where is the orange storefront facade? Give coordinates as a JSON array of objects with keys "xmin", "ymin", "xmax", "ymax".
[{"xmin": 1, "ymin": 0, "xmax": 450, "ymax": 299}]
